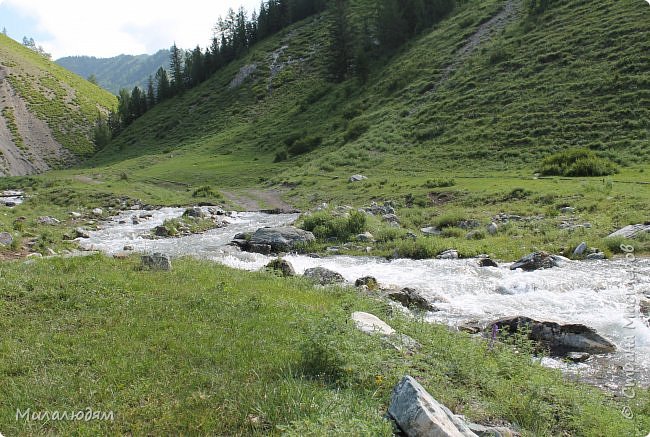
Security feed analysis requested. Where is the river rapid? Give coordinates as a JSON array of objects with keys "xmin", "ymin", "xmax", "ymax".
[{"xmin": 79, "ymin": 207, "xmax": 650, "ymax": 390}]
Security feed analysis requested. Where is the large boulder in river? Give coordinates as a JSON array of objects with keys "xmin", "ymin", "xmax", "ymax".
[
  {"xmin": 303, "ymin": 267, "xmax": 345, "ymax": 285},
  {"xmin": 489, "ymin": 316, "xmax": 615, "ymax": 355},
  {"xmin": 388, "ymin": 375, "xmax": 478, "ymax": 437},
  {"xmin": 510, "ymin": 251, "xmax": 560, "ymax": 271},
  {"xmin": 387, "ymin": 287, "xmax": 437, "ymax": 312},
  {"xmin": 249, "ymin": 226, "xmax": 315, "ymax": 252}
]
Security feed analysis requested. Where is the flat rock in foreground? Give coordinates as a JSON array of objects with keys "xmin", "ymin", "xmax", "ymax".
[{"xmin": 388, "ymin": 375, "xmax": 478, "ymax": 436}]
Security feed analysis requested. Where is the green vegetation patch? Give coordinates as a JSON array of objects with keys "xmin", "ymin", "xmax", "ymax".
[{"xmin": 539, "ymin": 148, "xmax": 618, "ymax": 177}]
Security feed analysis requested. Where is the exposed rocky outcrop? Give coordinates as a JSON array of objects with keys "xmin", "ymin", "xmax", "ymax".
[{"xmin": 607, "ymin": 223, "xmax": 650, "ymax": 239}]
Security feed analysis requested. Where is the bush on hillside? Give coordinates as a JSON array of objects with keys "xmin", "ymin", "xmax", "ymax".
[
  {"xmin": 301, "ymin": 210, "xmax": 367, "ymax": 241},
  {"xmin": 284, "ymin": 133, "xmax": 323, "ymax": 156},
  {"xmin": 538, "ymin": 149, "xmax": 618, "ymax": 177}
]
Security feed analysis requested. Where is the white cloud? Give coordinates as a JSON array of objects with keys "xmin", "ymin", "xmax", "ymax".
[{"xmin": 4, "ymin": 0, "xmax": 260, "ymax": 58}]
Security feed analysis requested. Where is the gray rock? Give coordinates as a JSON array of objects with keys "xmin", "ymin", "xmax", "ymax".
[
  {"xmin": 388, "ymin": 287, "xmax": 437, "ymax": 312},
  {"xmin": 510, "ymin": 251, "xmax": 559, "ymax": 271},
  {"xmin": 585, "ymin": 252, "xmax": 606, "ymax": 260},
  {"xmin": 607, "ymin": 224, "xmax": 650, "ymax": 239},
  {"xmin": 38, "ymin": 216, "xmax": 60, "ymax": 225},
  {"xmin": 388, "ymin": 376, "xmax": 478, "ymax": 437},
  {"xmin": 405, "ymin": 231, "xmax": 417, "ymax": 240},
  {"xmin": 477, "ymin": 258, "xmax": 498, "ymax": 268},
  {"xmin": 560, "ymin": 207, "xmax": 575, "ymax": 214},
  {"xmin": 489, "ymin": 316, "xmax": 615, "ymax": 355},
  {"xmin": 352, "ymin": 312, "xmax": 395, "ymax": 335},
  {"xmin": 75, "ymin": 228, "xmax": 90, "ymax": 239},
  {"xmin": 487, "ymin": 222, "xmax": 498, "ymax": 235},
  {"xmin": 303, "ymin": 267, "xmax": 345, "ymax": 285},
  {"xmin": 265, "ymin": 258, "xmax": 295, "ymax": 277},
  {"xmin": 355, "ymin": 276, "xmax": 379, "ymax": 290},
  {"xmin": 183, "ymin": 207, "xmax": 206, "ymax": 218},
  {"xmin": 573, "ymin": 242, "xmax": 587, "ymax": 256},
  {"xmin": 566, "ymin": 352, "xmax": 591, "ymax": 363},
  {"xmin": 640, "ymin": 299, "xmax": 649, "ymax": 318},
  {"xmin": 249, "ymin": 244, "xmax": 272, "ymax": 255},
  {"xmin": 356, "ymin": 232, "xmax": 375, "ymax": 242},
  {"xmin": 0, "ymin": 232, "xmax": 13, "ymax": 246},
  {"xmin": 349, "ymin": 174, "xmax": 367, "ymax": 182},
  {"xmin": 421, "ymin": 226, "xmax": 442, "ymax": 236},
  {"xmin": 458, "ymin": 220, "xmax": 480, "ymax": 230},
  {"xmin": 92, "ymin": 208, "xmax": 103, "ymax": 216},
  {"xmin": 233, "ymin": 232, "xmax": 252, "ymax": 240},
  {"xmin": 154, "ymin": 226, "xmax": 170, "ymax": 237},
  {"xmin": 382, "ymin": 213, "xmax": 400, "ymax": 224},
  {"xmin": 364, "ymin": 202, "xmax": 395, "ymax": 216},
  {"xmin": 437, "ymin": 249, "xmax": 459, "ymax": 259},
  {"xmin": 141, "ymin": 253, "xmax": 172, "ymax": 271},
  {"xmin": 123, "ymin": 245, "xmax": 134, "ymax": 251},
  {"xmin": 351, "ymin": 312, "xmax": 420, "ymax": 354},
  {"xmin": 467, "ymin": 423, "xmax": 519, "ymax": 437},
  {"xmin": 465, "ymin": 230, "xmax": 484, "ymax": 240},
  {"xmin": 249, "ymin": 226, "xmax": 315, "ymax": 252}
]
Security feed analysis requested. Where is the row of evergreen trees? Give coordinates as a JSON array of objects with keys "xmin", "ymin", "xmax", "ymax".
[
  {"xmin": 96, "ymin": 0, "xmax": 458, "ymax": 147},
  {"xmin": 100, "ymin": 0, "xmax": 328, "ymax": 143}
]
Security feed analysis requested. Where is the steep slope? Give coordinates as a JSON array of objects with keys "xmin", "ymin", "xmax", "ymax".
[
  {"xmin": 92, "ymin": 0, "xmax": 648, "ymax": 185},
  {"xmin": 56, "ymin": 49, "xmax": 171, "ymax": 95},
  {"xmin": 0, "ymin": 35, "xmax": 116, "ymax": 176}
]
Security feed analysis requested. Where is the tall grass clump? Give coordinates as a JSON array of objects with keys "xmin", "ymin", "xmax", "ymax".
[
  {"xmin": 301, "ymin": 210, "xmax": 367, "ymax": 241},
  {"xmin": 538, "ymin": 148, "xmax": 618, "ymax": 177}
]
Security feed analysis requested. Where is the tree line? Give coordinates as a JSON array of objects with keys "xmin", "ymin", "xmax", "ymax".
[{"xmin": 96, "ymin": 0, "xmax": 457, "ymax": 147}]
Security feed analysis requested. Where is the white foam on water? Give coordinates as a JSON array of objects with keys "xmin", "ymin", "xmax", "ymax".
[{"xmin": 80, "ymin": 209, "xmax": 650, "ymax": 380}]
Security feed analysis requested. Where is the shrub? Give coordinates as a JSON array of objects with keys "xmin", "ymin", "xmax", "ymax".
[
  {"xmin": 192, "ymin": 185, "xmax": 219, "ymax": 198},
  {"xmin": 286, "ymin": 135, "xmax": 322, "ymax": 156},
  {"xmin": 539, "ymin": 149, "xmax": 618, "ymax": 177},
  {"xmin": 343, "ymin": 119, "xmax": 369, "ymax": 142},
  {"xmin": 274, "ymin": 149, "xmax": 288, "ymax": 162},
  {"xmin": 301, "ymin": 210, "xmax": 367, "ymax": 241},
  {"xmin": 424, "ymin": 178, "xmax": 455, "ymax": 188}
]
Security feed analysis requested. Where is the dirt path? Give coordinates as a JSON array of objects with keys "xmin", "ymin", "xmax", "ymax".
[{"xmin": 221, "ymin": 188, "xmax": 295, "ymax": 212}]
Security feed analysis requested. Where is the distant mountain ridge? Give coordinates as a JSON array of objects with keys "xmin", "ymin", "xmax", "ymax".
[{"xmin": 56, "ymin": 49, "xmax": 170, "ymax": 95}]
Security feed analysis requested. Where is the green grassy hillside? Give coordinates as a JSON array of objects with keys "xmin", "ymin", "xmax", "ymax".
[
  {"xmin": 0, "ymin": 34, "xmax": 116, "ymax": 171},
  {"xmin": 14, "ymin": 0, "xmax": 642, "ymax": 259}
]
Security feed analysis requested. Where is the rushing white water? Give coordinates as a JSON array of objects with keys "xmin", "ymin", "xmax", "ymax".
[
  {"xmin": 80, "ymin": 207, "xmax": 650, "ymax": 387},
  {"xmin": 0, "ymin": 190, "xmax": 24, "ymax": 206}
]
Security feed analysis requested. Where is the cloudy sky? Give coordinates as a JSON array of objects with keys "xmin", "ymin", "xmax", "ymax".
[{"xmin": 0, "ymin": 0, "xmax": 260, "ymax": 59}]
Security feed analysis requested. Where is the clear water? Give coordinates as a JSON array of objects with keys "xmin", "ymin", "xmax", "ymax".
[{"xmin": 80, "ymin": 207, "xmax": 650, "ymax": 388}]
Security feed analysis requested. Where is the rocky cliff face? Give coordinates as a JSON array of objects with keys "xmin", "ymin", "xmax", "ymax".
[{"xmin": 0, "ymin": 65, "xmax": 74, "ymax": 176}]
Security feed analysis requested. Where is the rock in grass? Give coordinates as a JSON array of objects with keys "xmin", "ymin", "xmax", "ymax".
[
  {"xmin": 573, "ymin": 242, "xmax": 587, "ymax": 256},
  {"xmin": 38, "ymin": 216, "xmax": 60, "ymax": 225},
  {"xmin": 585, "ymin": 252, "xmax": 605, "ymax": 260},
  {"xmin": 265, "ymin": 258, "xmax": 295, "ymax": 277},
  {"xmin": 183, "ymin": 207, "xmax": 206, "ymax": 218},
  {"xmin": 0, "ymin": 232, "xmax": 13, "ymax": 246},
  {"xmin": 510, "ymin": 251, "xmax": 559, "ymax": 271},
  {"xmin": 387, "ymin": 375, "xmax": 478, "ymax": 437},
  {"xmin": 487, "ymin": 222, "xmax": 498, "ymax": 235},
  {"xmin": 303, "ymin": 267, "xmax": 345, "ymax": 285},
  {"xmin": 607, "ymin": 224, "xmax": 650, "ymax": 239},
  {"xmin": 352, "ymin": 312, "xmax": 395, "ymax": 335},
  {"xmin": 437, "ymin": 249, "xmax": 459, "ymax": 259},
  {"xmin": 349, "ymin": 174, "xmax": 367, "ymax": 182},
  {"xmin": 141, "ymin": 253, "xmax": 172, "ymax": 271},
  {"xmin": 566, "ymin": 352, "xmax": 591, "ymax": 363},
  {"xmin": 351, "ymin": 312, "xmax": 420, "ymax": 353},
  {"xmin": 92, "ymin": 208, "xmax": 103, "ymax": 216},
  {"xmin": 355, "ymin": 276, "xmax": 378, "ymax": 290},
  {"xmin": 421, "ymin": 226, "xmax": 442, "ymax": 236},
  {"xmin": 489, "ymin": 316, "xmax": 615, "ymax": 355},
  {"xmin": 356, "ymin": 231, "xmax": 375, "ymax": 242}
]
